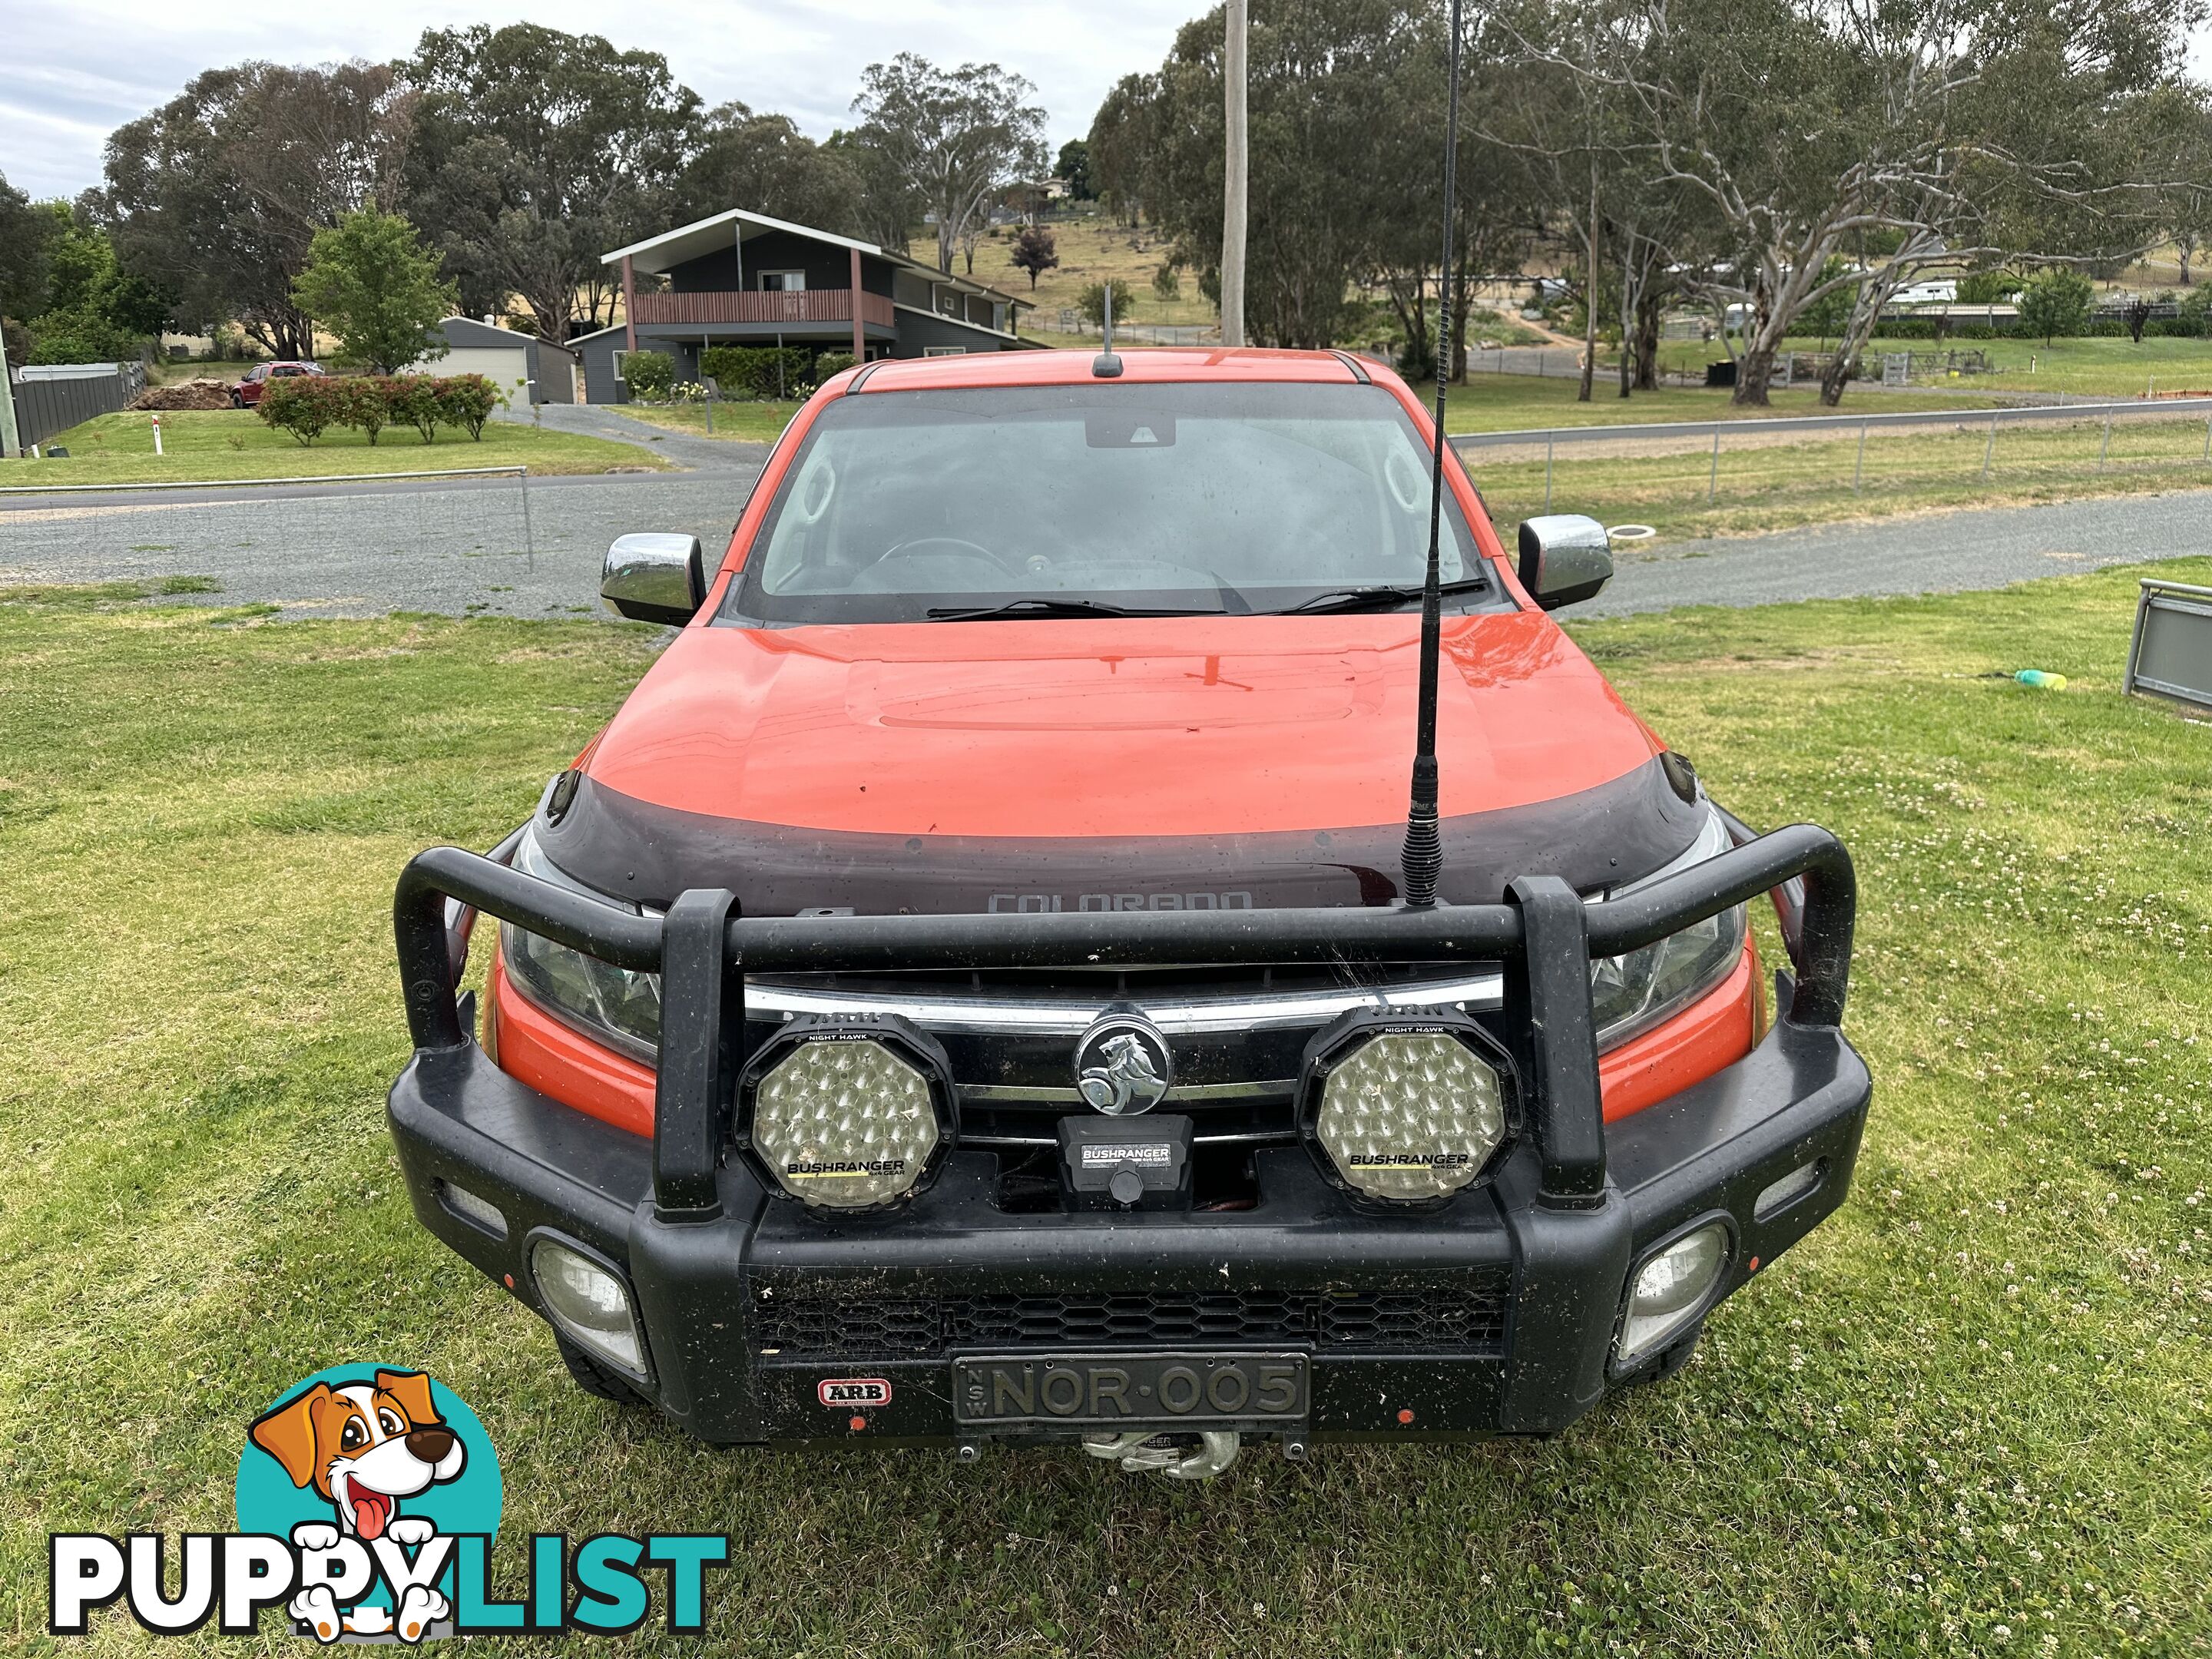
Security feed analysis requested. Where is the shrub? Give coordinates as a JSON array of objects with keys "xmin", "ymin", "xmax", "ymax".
[
  {"xmin": 2018, "ymin": 268, "xmax": 2093, "ymax": 344},
  {"xmin": 387, "ymin": 375, "xmax": 443, "ymax": 442},
  {"xmin": 257, "ymin": 376, "xmax": 343, "ymax": 445},
  {"xmin": 621, "ymin": 349, "xmax": 674, "ymax": 399},
  {"xmin": 433, "ymin": 373, "xmax": 502, "ymax": 439},
  {"xmin": 699, "ymin": 345, "xmax": 809, "ymax": 399},
  {"xmin": 335, "ymin": 377, "xmax": 390, "ymax": 445},
  {"xmin": 813, "ymin": 350, "xmax": 856, "ymax": 382},
  {"xmin": 1955, "ymin": 270, "xmax": 2019, "ymax": 305},
  {"xmin": 1151, "ymin": 262, "xmax": 1182, "ymax": 301},
  {"xmin": 1076, "ymin": 281, "xmax": 1136, "ymax": 330}
]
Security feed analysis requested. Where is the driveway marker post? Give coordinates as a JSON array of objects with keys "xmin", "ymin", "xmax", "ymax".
[
  {"xmin": 1853, "ymin": 419, "xmax": 1867, "ymax": 492},
  {"xmin": 2098, "ymin": 407, "xmax": 2112, "ymax": 472},
  {"xmin": 1708, "ymin": 426, "xmax": 1720, "ymax": 504},
  {"xmin": 1544, "ymin": 432, "xmax": 1554, "ymax": 512},
  {"xmin": 1980, "ymin": 410, "xmax": 1997, "ymax": 483}
]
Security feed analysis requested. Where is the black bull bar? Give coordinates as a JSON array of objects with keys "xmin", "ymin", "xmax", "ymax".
[{"xmin": 392, "ymin": 822, "xmax": 1855, "ymax": 1222}]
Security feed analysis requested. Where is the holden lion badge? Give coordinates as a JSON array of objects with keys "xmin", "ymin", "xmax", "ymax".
[{"xmin": 1074, "ymin": 1008, "xmax": 1173, "ymax": 1115}]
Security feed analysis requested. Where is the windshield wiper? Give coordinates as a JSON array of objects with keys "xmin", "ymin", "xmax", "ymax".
[
  {"xmin": 925, "ymin": 597, "xmax": 1224, "ymax": 622},
  {"xmin": 1280, "ymin": 576, "xmax": 1490, "ymax": 615}
]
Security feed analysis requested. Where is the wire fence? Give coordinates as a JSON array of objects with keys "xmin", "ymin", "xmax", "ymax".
[
  {"xmin": 1450, "ymin": 398, "xmax": 2212, "ymax": 534},
  {"xmin": 1024, "ymin": 319, "xmax": 1224, "ymax": 346},
  {"xmin": 1466, "ymin": 345, "xmax": 1719, "ymax": 389}
]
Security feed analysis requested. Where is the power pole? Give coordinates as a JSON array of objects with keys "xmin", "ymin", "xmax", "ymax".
[
  {"xmin": 1221, "ymin": 0, "xmax": 1249, "ymax": 348},
  {"xmin": 0, "ymin": 331, "xmax": 20, "ymax": 459}
]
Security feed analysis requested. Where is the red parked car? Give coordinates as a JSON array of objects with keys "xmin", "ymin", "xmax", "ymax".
[
  {"xmin": 387, "ymin": 348, "xmax": 1867, "ymax": 1479},
  {"xmin": 230, "ymin": 360, "xmax": 324, "ymax": 408}
]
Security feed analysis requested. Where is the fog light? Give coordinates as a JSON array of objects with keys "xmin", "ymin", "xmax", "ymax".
[
  {"xmin": 739, "ymin": 1015, "xmax": 955, "ymax": 1211},
  {"xmin": 1618, "ymin": 1222, "xmax": 1730, "ymax": 1365},
  {"xmin": 531, "ymin": 1237, "xmax": 647, "ymax": 1377},
  {"xmin": 1299, "ymin": 1012, "xmax": 1512, "ymax": 1204}
]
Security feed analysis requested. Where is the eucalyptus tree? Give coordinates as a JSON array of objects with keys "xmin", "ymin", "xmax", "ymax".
[
  {"xmin": 1503, "ymin": 0, "xmax": 2195, "ymax": 405},
  {"xmin": 851, "ymin": 55, "xmax": 1048, "ymax": 275},
  {"xmin": 1088, "ymin": 73, "xmax": 1163, "ymax": 227},
  {"xmin": 95, "ymin": 60, "xmax": 411, "ymax": 356},
  {"xmin": 0, "ymin": 172, "xmax": 54, "ymax": 326},
  {"xmin": 400, "ymin": 23, "xmax": 700, "ymax": 344},
  {"xmin": 1122, "ymin": 0, "xmax": 1439, "ymax": 349},
  {"xmin": 677, "ymin": 103, "xmax": 866, "ymax": 237},
  {"xmin": 1363, "ymin": 5, "xmax": 1541, "ymax": 381},
  {"xmin": 2145, "ymin": 82, "xmax": 2212, "ymax": 284}
]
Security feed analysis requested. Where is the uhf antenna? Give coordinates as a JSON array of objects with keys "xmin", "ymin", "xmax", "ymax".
[{"xmin": 1399, "ymin": 0, "xmax": 1465, "ymax": 909}]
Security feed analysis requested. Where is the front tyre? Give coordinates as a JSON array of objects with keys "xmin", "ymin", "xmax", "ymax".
[{"xmin": 555, "ymin": 1333, "xmax": 647, "ymax": 1406}]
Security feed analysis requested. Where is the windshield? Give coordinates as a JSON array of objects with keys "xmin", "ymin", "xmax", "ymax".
[{"xmin": 721, "ymin": 382, "xmax": 1505, "ymax": 624}]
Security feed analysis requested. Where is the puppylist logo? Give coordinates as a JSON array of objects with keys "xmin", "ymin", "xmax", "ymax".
[{"xmin": 49, "ymin": 1364, "xmax": 727, "ymax": 1641}]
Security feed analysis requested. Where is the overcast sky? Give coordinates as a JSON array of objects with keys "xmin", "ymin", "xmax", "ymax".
[{"xmin": 6, "ymin": 1, "xmax": 2211, "ymax": 201}]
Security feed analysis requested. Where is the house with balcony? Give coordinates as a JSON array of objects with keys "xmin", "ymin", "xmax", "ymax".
[{"xmin": 574, "ymin": 208, "xmax": 1037, "ymax": 402}]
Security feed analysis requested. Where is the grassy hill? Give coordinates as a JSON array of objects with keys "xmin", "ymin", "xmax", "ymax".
[{"xmin": 914, "ymin": 212, "xmax": 1221, "ymax": 335}]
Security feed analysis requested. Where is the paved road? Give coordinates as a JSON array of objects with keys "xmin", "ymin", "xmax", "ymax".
[{"xmin": 1581, "ymin": 488, "xmax": 2212, "ymax": 616}]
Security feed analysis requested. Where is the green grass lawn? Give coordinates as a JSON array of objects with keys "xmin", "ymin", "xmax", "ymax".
[
  {"xmin": 0, "ymin": 567, "xmax": 2206, "ymax": 1654},
  {"xmin": 1655, "ymin": 334, "xmax": 2212, "ymax": 399},
  {"xmin": 613, "ymin": 400, "xmax": 806, "ymax": 443},
  {"xmin": 7, "ymin": 408, "xmax": 670, "ymax": 485},
  {"xmin": 1469, "ymin": 407, "xmax": 2212, "ymax": 541}
]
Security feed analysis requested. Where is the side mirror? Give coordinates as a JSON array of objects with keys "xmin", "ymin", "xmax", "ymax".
[
  {"xmin": 601, "ymin": 533, "xmax": 706, "ymax": 625},
  {"xmin": 1516, "ymin": 515, "xmax": 1613, "ymax": 611}
]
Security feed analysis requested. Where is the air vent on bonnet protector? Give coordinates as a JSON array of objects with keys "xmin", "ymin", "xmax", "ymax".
[{"xmin": 749, "ymin": 1277, "xmax": 1512, "ymax": 1359}]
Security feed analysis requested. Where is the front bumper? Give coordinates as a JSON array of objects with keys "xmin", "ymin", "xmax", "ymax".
[
  {"xmin": 385, "ymin": 823, "xmax": 1869, "ymax": 1447},
  {"xmin": 392, "ymin": 1009, "xmax": 1866, "ymax": 1444}
]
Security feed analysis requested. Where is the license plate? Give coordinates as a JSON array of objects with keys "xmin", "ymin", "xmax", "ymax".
[{"xmin": 952, "ymin": 1352, "xmax": 1307, "ymax": 1429}]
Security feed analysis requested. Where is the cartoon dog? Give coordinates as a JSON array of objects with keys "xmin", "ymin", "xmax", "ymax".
[{"xmin": 248, "ymin": 1369, "xmax": 465, "ymax": 1642}]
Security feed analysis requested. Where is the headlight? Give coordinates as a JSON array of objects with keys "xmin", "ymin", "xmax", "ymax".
[
  {"xmin": 737, "ymin": 1015, "xmax": 955, "ymax": 1210},
  {"xmin": 1591, "ymin": 810, "xmax": 1747, "ymax": 1050},
  {"xmin": 1299, "ymin": 1012, "xmax": 1512, "ymax": 1204},
  {"xmin": 500, "ymin": 832, "xmax": 662, "ymax": 1061},
  {"xmin": 1616, "ymin": 1220, "xmax": 1730, "ymax": 1366}
]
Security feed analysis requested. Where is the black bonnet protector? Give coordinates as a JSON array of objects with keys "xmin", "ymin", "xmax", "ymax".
[{"xmin": 535, "ymin": 754, "xmax": 1704, "ymax": 916}]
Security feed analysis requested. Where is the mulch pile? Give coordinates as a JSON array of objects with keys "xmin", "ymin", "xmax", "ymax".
[{"xmin": 132, "ymin": 379, "xmax": 237, "ymax": 411}]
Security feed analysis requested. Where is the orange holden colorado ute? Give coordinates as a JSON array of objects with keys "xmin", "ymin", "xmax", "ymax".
[{"xmin": 387, "ymin": 347, "xmax": 1867, "ymax": 1477}]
